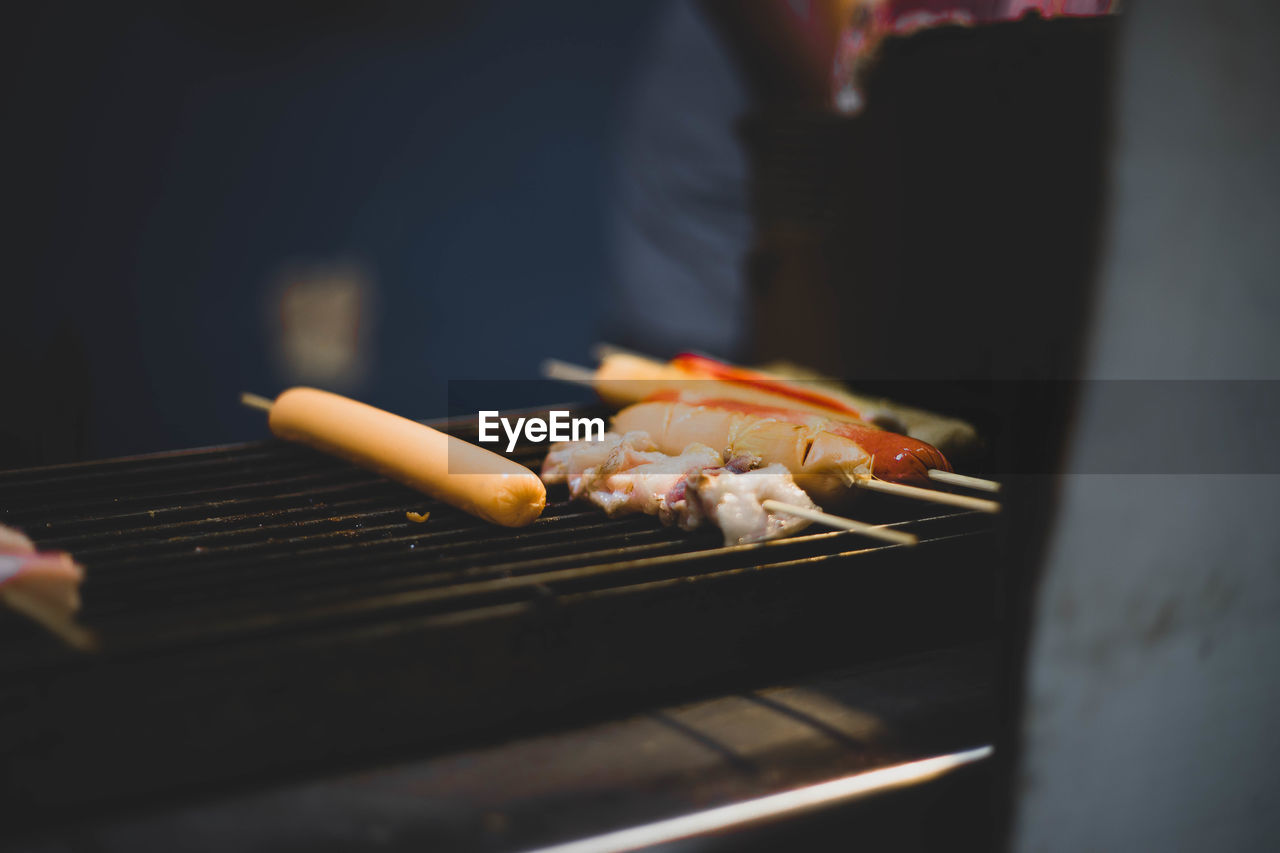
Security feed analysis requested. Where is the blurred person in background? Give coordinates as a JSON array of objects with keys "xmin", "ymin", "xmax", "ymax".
[
  {"xmin": 604, "ymin": 0, "xmax": 1114, "ymax": 367},
  {"xmin": 603, "ymin": 0, "xmax": 845, "ymax": 360}
]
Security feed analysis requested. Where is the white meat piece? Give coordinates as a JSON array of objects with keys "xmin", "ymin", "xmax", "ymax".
[
  {"xmin": 542, "ymin": 433, "xmax": 818, "ymax": 545},
  {"xmin": 541, "ymin": 431, "xmax": 656, "ymax": 493},
  {"xmin": 588, "ymin": 442, "xmax": 723, "ymax": 519},
  {"xmin": 688, "ymin": 463, "xmax": 817, "ymax": 546},
  {"xmin": 543, "ymin": 432, "xmax": 723, "ymax": 524}
]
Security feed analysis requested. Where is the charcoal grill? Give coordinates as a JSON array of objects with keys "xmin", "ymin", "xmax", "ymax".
[{"xmin": 0, "ymin": 405, "xmax": 999, "ymax": 837}]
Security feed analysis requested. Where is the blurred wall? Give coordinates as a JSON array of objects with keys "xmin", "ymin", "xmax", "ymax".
[
  {"xmin": 1013, "ymin": 1, "xmax": 1280, "ymax": 849},
  {"xmin": 5, "ymin": 1, "xmax": 656, "ymax": 463}
]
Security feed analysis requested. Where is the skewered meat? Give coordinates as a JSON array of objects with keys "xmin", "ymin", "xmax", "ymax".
[
  {"xmin": 587, "ymin": 350, "xmax": 978, "ymax": 458},
  {"xmin": 542, "ymin": 432, "xmax": 816, "ymax": 545},
  {"xmin": 612, "ymin": 396, "xmax": 949, "ymax": 500},
  {"xmin": 689, "ymin": 464, "xmax": 819, "ymax": 546}
]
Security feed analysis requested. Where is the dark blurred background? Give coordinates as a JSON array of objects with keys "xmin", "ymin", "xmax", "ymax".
[
  {"xmin": 5, "ymin": 2, "xmax": 1280, "ymax": 850},
  {"xmin": 5, "ymin": 0, "xmax": 658, "ymax": 465}
]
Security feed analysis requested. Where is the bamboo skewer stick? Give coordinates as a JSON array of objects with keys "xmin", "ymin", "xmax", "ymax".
[
  {"xmin": 761, "ymin": 500, "xmax": 919, "ymax": 546},
  {"xmin": 541, "ymin": 359, "xmax": 598, "ymax": 386},
  {"xmin": 590, "ymin": 342, "xmax": 649, "ymax": 362},
  {"xmin": 851, "ymin": 477, "xmax": 1001, "ymax": 514},
  {"xmin": 240, "ymin": 392, "xmax": 275, "ymax": 412},
  {"xmin": 927, "ymin": 469, "xmax": 1002, "ymax": 493},
  {"xmin": 0, "ymin": 583, "xmax": 98, "ymax": 652}
]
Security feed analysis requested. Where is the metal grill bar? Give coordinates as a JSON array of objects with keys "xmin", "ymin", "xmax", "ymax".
[
  {"xmin": 0, "ymin": 408, "xmax": 998, "ymax": 828},
  {"xmin": 0, "ymin": 426, "xmax": 988, "ymax": 656}
]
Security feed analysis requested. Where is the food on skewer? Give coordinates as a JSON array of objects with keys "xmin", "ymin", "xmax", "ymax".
[
  {"xmin": 550, "ymin": 352, "xmax": 855, "ymax": 421},
  {"xmin": 693, "ymin": 466, "xmax": 832, "ymax": 545},
  {"xmin": 612, "ymin": 399, "xmax": 999, "ymax": 513},
  {"xmin": 545, "ymin": 432, "xmax": 723, "ymax": 524},
  {"xmin": 0, "ymin": 523, "xmax": 95, "ymax": 650},
  {"xmin": 243, "ymin": 388, "xmax": 546, "ymax": 528},
  {"xmin": 665, "ymin": 353, "xmax": 981, "ymax": 457},
  {"xmin": 621, "ymin": 394, "xmax": 951, "ymax": 483},
  {"xmin": 543, "ymin": 432, "xmax": 918, "ymax": 546},
  {"xmin": 544, "ymin": 348, "xmax": 999, "ymax": 495},
  {"xmin": 559, "ymin": 349, "xmax": 981, "ymax": 460},
  {"xmin": 543, "ymin": 432, "xmax": 818, "ymax": 546},
  {"xmin": 609, "ymin": 400, "xmax": 869, "ymax": 507},
  {"xmin": 612, "ymin": 397, "xmax": 951, "ymax": 501}
]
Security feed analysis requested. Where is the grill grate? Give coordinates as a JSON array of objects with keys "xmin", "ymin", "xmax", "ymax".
[{"xmin": 0, "ymin": 407, "xmax": 999, "ymax": 829}]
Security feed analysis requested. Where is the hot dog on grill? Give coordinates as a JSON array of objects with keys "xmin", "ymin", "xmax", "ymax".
[{"xmin": 267, "ymin": 388, "xmax": 546, "ymax": 527}]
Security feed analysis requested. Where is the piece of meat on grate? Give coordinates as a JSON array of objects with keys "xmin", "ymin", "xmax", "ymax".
[{"xmin": 542, "ymin": 432, "xmax": 815, "ymax": 545}]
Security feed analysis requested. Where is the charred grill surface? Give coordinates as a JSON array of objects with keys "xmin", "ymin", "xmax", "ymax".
[{"xmin": 0, "ymin": 408, "xmax": 998, "ymax": 829}]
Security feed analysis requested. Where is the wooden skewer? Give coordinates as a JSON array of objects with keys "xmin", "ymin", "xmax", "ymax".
[
  {"xmin": 851, "ymin": 477, "xmax": 1001, "ymax": 514},
  {"xmin": 927, "ymin": 469, "xmax": 1002, "ymax": 493},
  {"xmin": 0, "ymin": 586, "xmax": 98, "ymax": 652},
  {"xmin": 762, "ymin": 500, "xmax": 918, "ymax": 546},
  {"xmin": 240, "ymin": 392, "xmax": 275, "ymax": 412},
  {"xmin": 590, "ymin": 342, "xmax": 650, "ymax": 362},
  {"xmin": 541, "ymin": 359, "xmax": 598, "ymax": 387}
]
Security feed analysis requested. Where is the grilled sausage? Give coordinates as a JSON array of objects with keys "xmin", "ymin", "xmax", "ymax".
[{"xmin": 268, "ymin": 388, "xmax": 546, "ymax": 527}]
